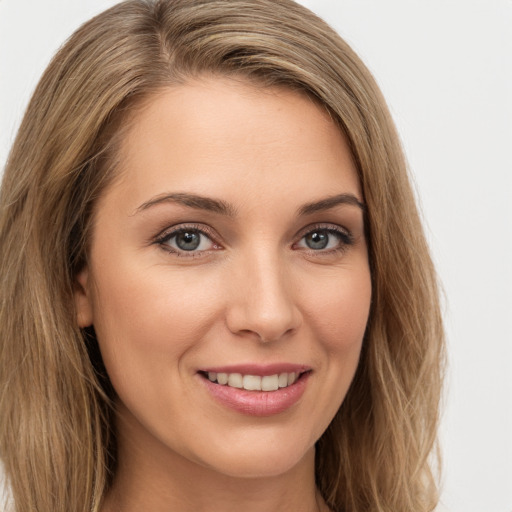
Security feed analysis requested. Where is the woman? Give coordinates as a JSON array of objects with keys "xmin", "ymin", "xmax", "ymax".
[{"xmin": 0, "ymin": 1, "xmax": 445, "ymax": 511}]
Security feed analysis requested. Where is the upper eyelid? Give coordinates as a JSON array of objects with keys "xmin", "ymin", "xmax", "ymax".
[
  {"xmin": 294, "ymin": 222, "xmax": 352, "ymax": 239},
  {"xmin": 293, "ymin": 224, "xmax": 355, "ymax": 253},
  {"xmin": 154, "ymin": 225, "xmax": 220, "ymax": 258},
  {"xmin": 155, "ymin": 223, "xmax": 217, "ymax": 242}
]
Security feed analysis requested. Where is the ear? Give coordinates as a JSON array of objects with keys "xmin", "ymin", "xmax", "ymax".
[{"xmin": 74, "ymin": 267, "xmax": 94, "ymax": 328}]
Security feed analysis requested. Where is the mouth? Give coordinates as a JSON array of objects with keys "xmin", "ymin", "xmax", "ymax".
[
  {"xmin": 199, "ymin": 370, "xmax": 310, "ymax": 392},
  {"xmin": 197, "ymin": 365, "xmax": 312, "ymax": 416}
]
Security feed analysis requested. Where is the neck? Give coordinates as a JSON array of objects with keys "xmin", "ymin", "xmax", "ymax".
[{"xmin": 102, "ymin": 407, "xmax": 330, "ymax": 512}]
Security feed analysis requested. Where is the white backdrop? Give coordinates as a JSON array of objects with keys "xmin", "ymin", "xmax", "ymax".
[{"xmin": 1, "ymin": 1, "xmax": 511, "ymax": 511}]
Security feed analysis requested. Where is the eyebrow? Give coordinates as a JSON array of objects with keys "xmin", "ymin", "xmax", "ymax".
[
  {"xmin": 134, "ymin": 191, "xmax": 365, "ymax": 217},
  {"xmin": 134, "ymin": 192, "xmax": 237, "ymax": 217},
  {"xmin": 297, "ymin": 193, "xmax": 365, "ymax": 216}
]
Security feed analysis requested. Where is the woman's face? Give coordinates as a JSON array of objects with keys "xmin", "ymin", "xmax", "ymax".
[{"xmin": 75, "ymin": 78, "xmax": 371, "ymax": 479}]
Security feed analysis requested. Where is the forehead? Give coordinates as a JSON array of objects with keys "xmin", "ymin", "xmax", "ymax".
[{"xmin": 103, "ymin": 77, "xmax": 361, "ymax": 214}]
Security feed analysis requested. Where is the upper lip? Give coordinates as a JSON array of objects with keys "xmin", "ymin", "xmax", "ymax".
[{"xmin": 198, "ymin": 363, "xmax": 311, "ymax": 376}]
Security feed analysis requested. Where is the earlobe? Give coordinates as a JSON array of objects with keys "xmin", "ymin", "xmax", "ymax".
[{"xmin": 74, "ymin": 267, "xmax": 94, "ymax": 328}]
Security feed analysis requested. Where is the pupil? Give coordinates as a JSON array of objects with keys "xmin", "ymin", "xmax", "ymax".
[
  {"xmin": 176, "ymin": 231, "xmax": 200, "ymax": 251},
  {"xmin": 306, "ymin": 231, "xmax": 328, "ymax": 250}
]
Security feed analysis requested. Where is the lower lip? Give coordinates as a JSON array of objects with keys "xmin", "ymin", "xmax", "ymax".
[{"xmin": 200, "ymin": 373, "xmax": 310, "ymax": 417}]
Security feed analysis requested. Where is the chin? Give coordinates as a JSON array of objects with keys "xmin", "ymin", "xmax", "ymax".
[
  {"xmin": 206, "ymin": 452, "xmax": 312, "ymax": 479},
  {"xmin": 189, "ymin": 431, "xmax": 316, "ymax": 479}
]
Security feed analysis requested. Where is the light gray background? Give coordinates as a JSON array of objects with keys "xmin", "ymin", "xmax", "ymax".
[{"xmin": 1, "ymin": 1, "xmax": 511, "ymax": 511}]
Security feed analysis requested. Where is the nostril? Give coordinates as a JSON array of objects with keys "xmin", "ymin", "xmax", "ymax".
[{"xmin": 224, "ymin": 265, "xmax": 303, "ymax": 342}]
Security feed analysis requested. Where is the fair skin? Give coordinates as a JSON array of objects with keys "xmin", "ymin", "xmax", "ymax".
[{"xmin": 75, "ymin": 77, "xmax": 371, "ymax": 512}]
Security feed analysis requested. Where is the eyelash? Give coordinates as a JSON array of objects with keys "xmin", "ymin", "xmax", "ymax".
[
  {"xmin": 294, "ymin": 224, "xmax": 354, "ymax": 256},
  {"xmin": 154, "ymin": 224, "xmax": 220, "ymax": 258},
  {"xmin": 153, "ymin": 223, "xmax": 354, "ymax": 258}
]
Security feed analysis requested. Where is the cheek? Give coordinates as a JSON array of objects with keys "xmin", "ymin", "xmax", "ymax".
[
  {"xmin": 305, "ymin": 265, "xmax": 371, "ymax": 355},
  {"xmin": 298, "ymin": 265, "xmax": 371, "ymax": 438},
  {"xmin": 89, "ymin": 265, "xmax": 223, "ymax": 381}
]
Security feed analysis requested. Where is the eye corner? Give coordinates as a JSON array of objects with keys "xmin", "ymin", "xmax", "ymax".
[
  {"xmin": 293, "ymin": 223, "xmax": 354, "ymax": 255},
  {"xmin": 153, "ymin": 223, "xmax": 224, "ymax": 258}
]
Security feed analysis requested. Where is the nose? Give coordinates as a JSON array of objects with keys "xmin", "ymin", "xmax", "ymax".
[{"xmin": 225, "ymin": 251, "xmax": 302, "ymax": 343}]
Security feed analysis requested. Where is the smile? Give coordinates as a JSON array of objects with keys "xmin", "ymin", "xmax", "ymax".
[
  {"xmin": 204, "ymin": 371, "xmax": 302, "ymax": 391},
  {"xmin": 198, "ymin": 365, "xmax": 311, "ymax": 416}
]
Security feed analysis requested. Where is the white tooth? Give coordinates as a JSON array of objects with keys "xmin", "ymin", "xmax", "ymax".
[
  {"xmin": 261, "ymin": 374, "xmax": 279, "ymax": 391},
  {"xmin": 228, "ymin": 373, "xmax": 243, "ymax": 388},
  {"xmin": 208, "ymin": 372, "xmax": 217, "ymax": 382},
  {"xmin": 278, "ymin": 373, "xmax": 288, "ymax": 388},
  {"xmin": 243, "ymin": 375, "xmax": 262, "ymax": 391},
  {"xmin": 217, "ymin": 373, "xmax": 228, "ymax": 385},
  {"xmin": 287, "ymin": 372, "xmax": 296, "ymax": 385}
]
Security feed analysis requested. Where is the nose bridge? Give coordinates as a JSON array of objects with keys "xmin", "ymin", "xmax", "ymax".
[{"xmin": 226, "ymin": 246, "xmax": 301, "ymax": 342}]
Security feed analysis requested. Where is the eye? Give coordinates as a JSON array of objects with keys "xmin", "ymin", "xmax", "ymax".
[
  {"xmin": 156, "ymin": 225, "xmax": 220, "ymax": 256},
  {"xmin": 295, "ymin": 226, "xmax": 353, "ymax": 253}
]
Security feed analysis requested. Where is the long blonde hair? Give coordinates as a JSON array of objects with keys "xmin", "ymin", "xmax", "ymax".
[{"xmin": 0, "ymin": 1, "xmax": 445, "ymax": 511}]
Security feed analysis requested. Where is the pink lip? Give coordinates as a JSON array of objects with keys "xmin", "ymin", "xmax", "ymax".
[{"xmin": 198, "ymin": 365, "xmax": 311, "ymax": 417}]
